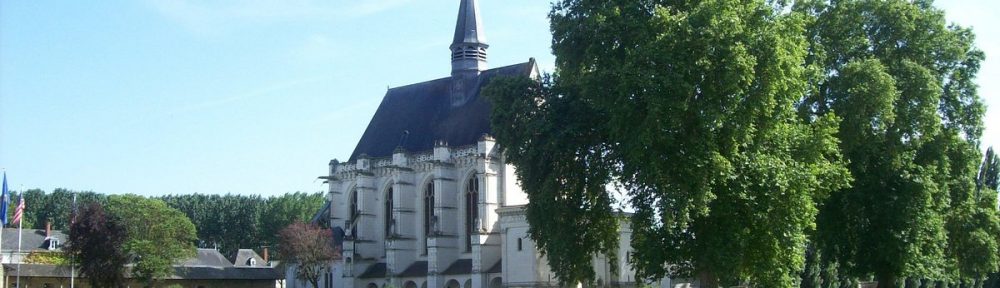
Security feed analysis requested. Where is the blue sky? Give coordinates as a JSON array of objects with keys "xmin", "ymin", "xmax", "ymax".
[{"xmin": 0, "ymin": 0, "xmax": 997, "ymax": 196}]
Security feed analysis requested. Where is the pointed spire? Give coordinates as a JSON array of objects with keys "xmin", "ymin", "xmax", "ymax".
[
  {"xmin": 450, "ymin": 0, "xmax": 488, "ymax": 76},
  {"xmin": 452, "ymin": 0, "xmax": 486, "ymax": 45}
]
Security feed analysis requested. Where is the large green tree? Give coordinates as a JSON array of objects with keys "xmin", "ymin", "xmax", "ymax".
[
  {"xmin": 107, "ymin": 194, "xmax": 197, "ymax": 284},
  {"xmin": 796, "ymin": 0, "xmax": 1000, "ymax": 286},
  {"xmin": 485, "ymin": 0, "xmax": 850, "ymax": 286}
]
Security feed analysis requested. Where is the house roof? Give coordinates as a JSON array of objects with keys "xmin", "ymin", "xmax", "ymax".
[
  {"xmin": 180, "ymin": 248, "xmax": 233, "ymax": 267},
  {"xmin": 349, "ymin": 60, "xmax": 537, "ymax": 161},
  {"xmin": 2, "ymin": 264, "xmax": 73, "ymax": 277},
  {"xmin": 3, "ymin": 248, "xmax": 283, "ymax": 280},
  {"xmin": 169, "ymin": 266, "xmax": 283, "ymax": 280},
  {"xmin": 3, "ymin": 264, "xmax": 283, "ymax": 280},
  {"xmin": 231, "ymin": 249, "xmax": 266, "ymax": 267},
  {"xmin": 1, "ymin": 228, "xmax": 66, "ymax": 252}
]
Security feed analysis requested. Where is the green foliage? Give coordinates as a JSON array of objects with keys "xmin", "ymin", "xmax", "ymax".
[
  {"xmin": 24, "ymin": 251, "xmax": 69, "ymax": 265},
  {"xmin": 979, "ymin": 147, "xmax": 999, "ymax": 193},
  {"xmin": 486, "ymin": 0, "xmax": 850, "ymax": 286},
  {"xmin": 14, "ymin": 189, "xmax": 323, "ymax": 259},
  {"xmin": 107, "ymin": 194, "xmax": 197, "ymax": 284},
  {"xmin": 484, "ymin": 75, "xmax": 620, "ymax": 285},
  {"xmin": 488, "ymin": 0, "xmax": 998, "ymax": 286},
  {"xmin": 159, "ymin": 192, "xmax": 324, "ymax": 256},
  {"xmin": 796, "ymin": 0, "xmax": 1000, "ymax": 285},
  {"xmin": 7, "ymin": 189, "xmax": 106, "ymax": 231}
]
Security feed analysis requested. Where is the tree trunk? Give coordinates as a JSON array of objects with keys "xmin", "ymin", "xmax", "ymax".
[
  {"xmin": 310, "ymin": 278, "xmax": 321, "ymax": 288},
  {"xmin": 699, "ymin": 271, "xmax": 719, "ymax": 288},
  {"xmin": 877, "ymin": 273, "xmax": 898, "ymax": 288}
]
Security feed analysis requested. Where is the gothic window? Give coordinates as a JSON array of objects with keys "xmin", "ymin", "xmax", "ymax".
[
  {"xmin": 349, "ymin": 189, "xmax": 358, "ymax": 237},
  {"xmin": 385, "ymin": 187, "xmax": 394, "ymax": 238},
  {"xmin": 465, "ymin": 175, "xmax": 479, "ymax": 252},
  {"xmin": 424, "ymin": 181, "xmax": 435, "ymax": 254}
]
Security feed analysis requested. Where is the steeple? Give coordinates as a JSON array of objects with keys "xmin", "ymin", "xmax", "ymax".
[{"xmin": 450, "ymin": 0, "xmax": 488, "ymax": 77}]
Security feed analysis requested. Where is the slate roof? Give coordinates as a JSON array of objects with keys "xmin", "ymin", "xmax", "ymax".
[
  {"xmin": 486, "ymin": 259, "xmax": 501, "ymax": 274},
  {"xmin": 4, "ymin": 248, "xmax": 283, "ymax": 280},
  {"xmin": 1, "ymin": 228, "xmax": 66, "ymax": 252},
  {"xmin": 442, "ymin": 258, "xmax": 472, "ymax": 275},
  {"xmin": 232, "ymin": 249, "xmax": 266, "ymax": 267},
  {"xmin": 180, "ymin": 248, "xmax": 234, "ymax": 267},
  {"xmin": 358, "ymin": 262, "xmax": 387, "ymax": 279},
  {"xmin": 398, "ymin": 260, "xmax": 428, "ymax": 277},
  {"xmin": 349, "ymin": 60, "xmax": 537, "ymax": 161},
  {"xmin": 4, "ymin": 264, "xmax": 283, "ymax": 280},
  {"xmin": 3, "ymin": 264, "xmax": 73, "ymax": 277},
  {"xmin": 453, "ymin": 0, "xmax": 486, "ymax": 45},
  {"xmin": 168, "ymin": 266, "xmax": 283, "ymax": 280}
]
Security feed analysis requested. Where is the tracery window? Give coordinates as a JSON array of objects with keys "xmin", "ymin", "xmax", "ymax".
[
  {"xmin": 349, "ymin": 188, "xmax": 358, "ymax": 237},
  {"xmin": 385, "ymin": 187, "xmax": 394, "ymax": 238},
  {"xmin": 424, "ymin": 181, "xmax": 435, "ymax": 254},
  {"xmin": 465, "ymin": 175, "xmax": 479, "ymax": 252}
]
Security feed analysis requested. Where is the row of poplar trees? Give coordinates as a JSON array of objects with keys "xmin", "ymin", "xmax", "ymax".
[
  {"xmin": 482, "ymin": 0, "xmax": 1000, "ymax": 287},
  {"xmin": 13, "ymin": 189, "xmax": 324, "ymax": 257}
]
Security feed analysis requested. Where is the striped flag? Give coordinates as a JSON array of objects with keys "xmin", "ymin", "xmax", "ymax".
[{"xmin": 11, "ymin": 193, "xmax": 24, "ymax": 225}]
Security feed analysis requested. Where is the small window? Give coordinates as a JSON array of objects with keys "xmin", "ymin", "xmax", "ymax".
[
  {"xmin": 248, "ymin": 258, "xmax": 257, "ymax": 266},
  {"xmin": 517, "ymin": 238, "xmax": 522, "ymax": 251},
  {"xmin": 47, "ymin": 239, "xmax": 59, "ymax": 250}
]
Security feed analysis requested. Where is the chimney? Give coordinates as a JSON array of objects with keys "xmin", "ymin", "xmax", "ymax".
[
  {"xmin": 263, "ymin": 247, "xmax": 269, "ymax": 266},
  {"xmin": 45, "ymin": 221, "xmax": 51, "ymax": 237}
]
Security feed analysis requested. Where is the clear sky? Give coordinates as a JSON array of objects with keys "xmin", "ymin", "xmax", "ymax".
[{"xmin": 0, "ymin": 0, "xmax": 996, "ymax": 196}]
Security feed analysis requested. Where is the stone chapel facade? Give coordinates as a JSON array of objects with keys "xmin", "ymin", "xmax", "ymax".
[{"xmin": 315, "ymin": 1, "xmax": 644, "ymax": 287}]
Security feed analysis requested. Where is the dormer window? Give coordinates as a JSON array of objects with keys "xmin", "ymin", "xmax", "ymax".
[{"xmin": 47, "ymin": 238, "xmax": 59, "ymax": 251}]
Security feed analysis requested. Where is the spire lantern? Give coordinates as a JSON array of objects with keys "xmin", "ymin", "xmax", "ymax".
[{"xmin": 450, "ymin": 0, "xmax": 488, "ymax": 77}]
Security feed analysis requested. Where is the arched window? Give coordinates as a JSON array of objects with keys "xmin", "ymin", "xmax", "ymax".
[
  {"xmin": 465, "ymin": 175, "xmax": 479, "ymax": 252},
  {"xmin": 385, "ymin": 187, "xmax": 394, "ymax": 238},
  {"xmin": 349, "ymin": 189, "xmax": 358, "ymax": 237},
  {"xmin": 424, "ymin": 181, "xmax": 435, "ymax": 254}
]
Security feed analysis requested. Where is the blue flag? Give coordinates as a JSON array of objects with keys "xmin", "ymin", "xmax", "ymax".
[{"xmin": 1, "ymin": 172, "xmax": 8, "ymax": 227}]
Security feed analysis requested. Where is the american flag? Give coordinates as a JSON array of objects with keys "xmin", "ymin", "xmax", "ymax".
[{"xmin": 11, "ymin": 193, "xmax": 24, "ymax": 225}]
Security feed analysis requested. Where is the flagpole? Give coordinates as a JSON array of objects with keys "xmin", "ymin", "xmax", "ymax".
[
  {"xmin": 0, "ymin": 170, "xmax": 5, "ymax": 288},
  {"xmin": 16, "ymin": 188, "xmax": 23, "ymax": 288},
  {"xmin": 71, "ymin": 192, "xmax": 76, "ymax": 288},
  {"xmin": 1, "ymin": 170, "xmax": 6, "ymax": 262}
]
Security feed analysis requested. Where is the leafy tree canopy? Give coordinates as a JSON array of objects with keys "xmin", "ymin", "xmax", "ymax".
[
  {"xmin": 486, "ymin": 0, "xmax": 851, "ymax": 286},
  {"xmin": 795, "ymin": 0, "xmax": 1000, "ymax": 285},
  {"xmin": 107, "ymin": 194, "xmax": 197, "ymax": 284}
]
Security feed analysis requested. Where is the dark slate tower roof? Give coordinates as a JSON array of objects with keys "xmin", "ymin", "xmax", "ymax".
[
  {"xmin": 450, "ymin": 0, "xmax": 489, "ymax": 76},
  {"xmin": 346, "ymin": 0, "xmax": 537, "ymax": 161},
  {"xmin": 349, "ymin": 60, "xmax": 537, "ymax": 161},
  {"xmin": 452, "ymin": 0, "xmax": 486, "ymax": 45}
]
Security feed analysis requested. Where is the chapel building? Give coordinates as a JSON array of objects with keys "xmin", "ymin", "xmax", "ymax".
[{"xmin": 318, "ymin": 1, "xmax": 641, "ymax": 287}]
